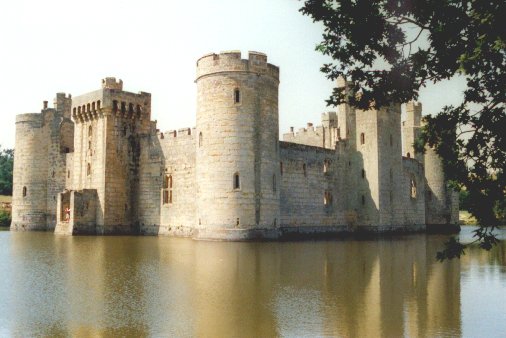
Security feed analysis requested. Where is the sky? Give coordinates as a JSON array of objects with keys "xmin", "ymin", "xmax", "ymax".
[{"xmin": 0, "ymin": 0, "xmax": 467, "ymax": 149}]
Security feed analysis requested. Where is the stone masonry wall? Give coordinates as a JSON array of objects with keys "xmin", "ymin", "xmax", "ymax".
[
  {"xmin": 279, "ymin": 142, "xmax": 345, "ymax": 227},
  {"xmin": 158, "ymin": 128, "xmax": 196, "ymax": 236}
]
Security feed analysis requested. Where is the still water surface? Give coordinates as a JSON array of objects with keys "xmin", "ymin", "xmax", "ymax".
[{"xmin": 0, "ymin": 227, "xmax": 505, "ymax": 337}]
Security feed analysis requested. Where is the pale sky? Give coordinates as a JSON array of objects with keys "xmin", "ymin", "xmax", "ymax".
[{"xmin": 0, "ymin": 0, "xmax": 467, "ymax": 149}]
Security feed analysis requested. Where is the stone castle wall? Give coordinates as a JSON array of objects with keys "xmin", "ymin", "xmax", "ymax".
[
  {"xmin": 10, "ymin": 51, "xmax": 459, "ymax": 238},
  {"xmin": 279, "ymin": 142, "xmax": 346, "ymax": 228}
]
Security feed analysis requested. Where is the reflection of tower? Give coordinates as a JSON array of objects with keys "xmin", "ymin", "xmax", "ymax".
[
  {"xmin": 70, "ymin": 78, "xmax": 151, "ymax": 234},
  {"xmin": 11, "ymin": 94, "xmax": 73, "ymax": 231},
  {"xmin": 195, "ymin": 51, "xmax": 280, "ymax": 239}
]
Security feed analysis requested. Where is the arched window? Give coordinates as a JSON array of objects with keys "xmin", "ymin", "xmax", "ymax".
[
  {"xmin": 82, "ymin": 105, "xmax": 86, "ymax": 113},
  {"xmin": 136, "ymin": 105, "xmax": 141, "ymax": 117},
  {"xmin": 22, "ymin": 186, "xmax": 27, "ymax": 197},
  {"xmin": 303, "ymin": 163, "xmax": 307, "ymax": 177},
  {"xmin": 272, "ymin": 174, "xmax": 276, "ymax": 193},
  {"xmin": 360, "ymin": 133, "xmax": 365, "ymax": 145},
  {"xmin": 128, "ymin": 103, "xmax": 134, "ymax": 113},
  {"xmin": 324, "ymin": 191, "xmax": 332, "ymax": 206},
  {"xmin": 233, "ymin": 173, "xmax": 240, "ymax": 190},
  {"xmin": 199, "ymin": 132, "xmax": 203, "ymax": 147},
  {"xmin": 97, "ymin": 100, "xmax": 101, "ymax": 110},
  {"xmin": 78, "ymin": 106, "xmax": 81, "ymax": 114},
  {"xmin": 410, "ymin": 177, "xmax": 417, "ymax": 199},
  {"xmin": 91, "ymin": 102, "xmax": 96, "ymax": 111},
  {"xmin": 234, "ymin": 88, "xmax": 240, "ymax": 103},
  {"xmin": 112, "ymin": 100, "xmax": 118, "ymax": 113},
  {"xmin": 87, "ymin": 163, "xmax": 91, "ymax": 176},
  {"xmin": 324, "ymin": 159, "xmax": 331, "ymax": 173},
  {"xmin": 121, "ymin": 102, "xmax": 126, "ymax": 114},
  {"xmin": 86, "ymin": 103, "xmax": 90, "ymax": 112},
  {"xmin": 73, "ymin": 107, "xmax": 76, "ymax": 114},
  {"xmin": 407, "ymin": 152, "xmax": 411, "ymax": 158}
]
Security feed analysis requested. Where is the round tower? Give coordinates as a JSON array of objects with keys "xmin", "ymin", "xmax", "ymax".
[
  {"xmin": 10, "ymin": 114, "xmax": 49, "ymax": 231},
  {"xmin": 195, "ymin": 51, "xmax": 280, "ymax": 240},
  {"xmin": 424, "ymin": 146, "xmax": 454, "ymax": 226}
]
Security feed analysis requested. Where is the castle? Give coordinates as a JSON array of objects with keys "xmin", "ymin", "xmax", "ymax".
[{"xmin": 10, "ymin": 51, "xmax": 459, "ymax": 239}]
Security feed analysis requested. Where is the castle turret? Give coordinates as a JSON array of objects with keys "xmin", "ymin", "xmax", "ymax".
[
  {"xmin": 195, "ymin": 51, "xmax": 280, "ymax": 239},
  {"xmin": 11, "ymin": 93, "xmax": 74, "ymax": 231},
  {"xmin": 423, "ymin": 121, "xmax": 459, "ymax": 230},
  {"xmin": 10, "ymin": 114, "xmax": 48, "ymax": 230},
  {"xmin": 402, "ymin": 101, "xmax": 424, "ymax": 163}
]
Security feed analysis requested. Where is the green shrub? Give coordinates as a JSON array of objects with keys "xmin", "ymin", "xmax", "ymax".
[{"xmin": 0, "ymin": 210, "xmax": 10, "ymax": 227}]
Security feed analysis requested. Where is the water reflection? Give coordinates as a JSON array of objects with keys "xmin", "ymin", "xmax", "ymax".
[{"xmin": 0, "ymin": 229, "xmax": 504, "ymax": 337}]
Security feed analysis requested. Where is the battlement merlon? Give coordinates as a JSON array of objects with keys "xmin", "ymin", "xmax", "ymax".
[
  {"xmin": 195, "ymin": 51, "xmax": 279, "ymax": 82},
  {"xmin": 71, "ymin": 79, "xmax": 152, "ymax": 124}
]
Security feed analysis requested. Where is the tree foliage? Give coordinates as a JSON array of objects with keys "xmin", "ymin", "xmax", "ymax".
[
  {"xmin": 0, "ymin": 146, "xmax": 14, "ymax": 196},
  {"xmin": 299, "ymin": 0, "xmax": 505, "ymax": 259}
]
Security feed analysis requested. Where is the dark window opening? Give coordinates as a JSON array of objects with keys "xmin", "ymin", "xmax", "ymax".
[
  {"xmin": 22, "ymin": 186, "xmax": 27, "ymax": 197},
  {"xmin": 361, "ymin": 169, "xmax": 365, "ymax": 179},
  {"xmin": 407, "ymin": 152, "xmax": 411, "ymax": 158},
  {"xmin": 128, "ymin": 103, "xmax": 134, "ymax": 113},
  {"xmin": 67, "ymin": 170, "xmax": 70, "ymax": 178},
  {"xmin": 97, "ymin": 100, "xmax": 101, "ymax": 110},
  {"xmin": 233, "ymin": 173, "xmax": 240, "ymax": 189},
  {"xmin": 113, "ymin": 100, "xmax": 118, "ymax": 113},
  {"xmin": 92, "ymin": 102, "xmax": 96, "ymax": 111},
  {"xmin": 88, "ymin": 126, "xmax": 93, "ymax": 138},
  {"xmin": 121, "ymin": 102, "xmax": 126, "ymax": 114},
  {"xmin": 280, "ymin": 162, "xmax": 283, "ymax": 175},
  {"xmin": 360, "ymin": 133, "xmax": 365, "ymax": 145},
  {"xmin": 234, "ymin": 89, "xmax": 240, "ymax": 103},
  {"xmin": 303, "ymin": 163, "xmax": 307, "ymax": 177},
  {"xmin": 87, "ymin": 163, "xmax": 91, "ymax": 176},
  {"xmin": 273, "ymin": 174, "xmax": 276, "ymax": 193},
  {"xmin": 199, "ymin": 132, "xmax": 203, "ymax": 147}
]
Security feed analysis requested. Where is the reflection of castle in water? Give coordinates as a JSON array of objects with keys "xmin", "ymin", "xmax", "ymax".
[{"xmin": 6, "ymin": 234, "xmax": 468, "ymax": 336}]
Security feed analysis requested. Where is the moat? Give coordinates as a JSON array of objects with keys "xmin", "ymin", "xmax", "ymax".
[{"xmin": 0, "ymin": 227, "xmax": 504, "ymax": 337}]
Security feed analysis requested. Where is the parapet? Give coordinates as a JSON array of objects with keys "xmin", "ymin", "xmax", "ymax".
[
  {"xmin": 16, "ymin": 113, "xmax": 42, "ymax": 125},
  {"xmin": 102, "ymin": 77, "xmax": 123, "ymax": 90},
  {"xmin": 196, "ymin": 51, "xmax": 279, "ymax": 81}
]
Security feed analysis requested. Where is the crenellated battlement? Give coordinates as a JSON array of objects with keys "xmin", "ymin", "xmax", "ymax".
[
  {"xmin": 196, "ymin": 51, "xmax": 279, "ymax": 81},
  {"xmin": 102, "ymin": 77, "xmax": 123, "ymax": 90},
  {"xmin": 71, "ymin": 79, "xmax": 151, "ymax": 124},
  {"xmin": 158, "ymin": 127, "xmax": 195, "ymax": 140}
]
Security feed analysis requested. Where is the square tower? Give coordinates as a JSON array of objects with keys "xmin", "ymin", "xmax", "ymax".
[{"xmin": 69, "ymin": 78, "xmax": 151, "ymax": 233}]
